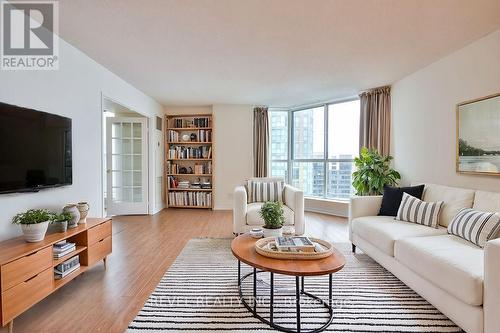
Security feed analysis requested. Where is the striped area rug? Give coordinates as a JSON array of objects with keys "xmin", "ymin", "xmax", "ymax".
[{"xmin": 127, "ymin": 238, "xmax": 462, "ymax": 332}]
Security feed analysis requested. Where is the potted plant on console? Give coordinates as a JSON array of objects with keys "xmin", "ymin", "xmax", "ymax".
[
  {"xmin": 260, "ymin": 201, "xmax": 285, "ymax": 238},
  {"xmin": 51, "ymin": 212, "xmax": 72, "ymax": 233},
  {"xmin": 12, "ymin": 209, "xmax": 52, "ymax": 242},
  {"xmin": 352, "ymin": 147, "xmax": 401, "ymax": 195}
]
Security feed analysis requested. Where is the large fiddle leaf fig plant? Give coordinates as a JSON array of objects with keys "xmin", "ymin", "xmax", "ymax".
[{"xmin": 352, "ymin": 147, "xmax": 401, "ymax": 196}]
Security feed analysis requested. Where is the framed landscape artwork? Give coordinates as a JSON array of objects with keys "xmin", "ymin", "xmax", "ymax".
[{"xmin": 456, "ymin": 93, "xmax": 500, "ymax": 176}]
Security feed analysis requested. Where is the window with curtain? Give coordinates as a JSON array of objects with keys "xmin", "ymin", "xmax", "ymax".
[{"xmin": 270, "ymin": 99, "xmax": 360, "ymax": 200}]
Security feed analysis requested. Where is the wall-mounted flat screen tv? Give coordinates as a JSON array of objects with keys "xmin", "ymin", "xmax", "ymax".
[{"xmin": 0, "ymin": 102, "xmax": 72, "ymax": 194}]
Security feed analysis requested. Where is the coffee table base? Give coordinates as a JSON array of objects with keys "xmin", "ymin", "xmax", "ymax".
[{"xmin": 237, "ymin": 260, "xmax": 334, "ymax": 333}]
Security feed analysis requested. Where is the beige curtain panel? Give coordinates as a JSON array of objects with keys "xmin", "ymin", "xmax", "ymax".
[
  {"xmin": 359, "ymin": 86, "xmax": 391, "ymax": 156},
  {"xmin": 253, "ymin": 106, "xmax": 269, "ymax": 177}
]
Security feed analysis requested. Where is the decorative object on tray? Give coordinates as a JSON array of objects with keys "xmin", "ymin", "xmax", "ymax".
[
  {"xmin": 352, "ymin": 147, "xmax": 401, "ymax": 195},
  {"xmin": 282, "ymin": 225, "xmax": 295, "ymax": 236},
  {"xmin": 63, "ymin": 204, "xmax": 80, "ymax": 228},
  {"xmin": 456, "ymin": 93, "xmax": 500, "ymax": 175},
  {"xmin": 190, "ymin": 133, "xmax": 197, "ymax": 141},
  {"xmin": 255, "ymin": 236, "xmax": 334, "ymax": 260},
  {"xmin": 51, "ymin": 212, "xmax": 72, "ymax": 232},
  {"xmin": 77, "ymin": 201, "xmax": 89, "ymax": 223},
  {"xmin": 11, "ymin": 208, "xmax": 51, "ymax": 242},
  {"xmin": 260, "ymin": 201, "xmax": 284, "ymax": 237},
  {"xmin": 182, "ymin": 134, "xmax": 190, "ymax": 142},
  {"xmin": 249, "ymin": 228, "xmax": 263, "ymax": 239}
]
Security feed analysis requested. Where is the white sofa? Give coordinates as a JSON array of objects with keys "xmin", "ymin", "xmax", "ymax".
[
  {"xmin": 233, "ymin": 177, "xmax": 305, "ymax": 235},
  {"xmin": 349, "ymin": 183, "xmax": 500, "ymax": 333}
]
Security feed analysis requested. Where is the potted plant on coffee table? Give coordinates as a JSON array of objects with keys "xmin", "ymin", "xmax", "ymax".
[
  {"xmin": 12, "ymin": 209, "xmax": 52, "ymax": 242},
  {"xmin": 51, "ymin": 212, "xmax": 72, "ymax": 233},
  {"xmin": 260, "ymin": 201, "xmax": 285, "ymax": 238}
]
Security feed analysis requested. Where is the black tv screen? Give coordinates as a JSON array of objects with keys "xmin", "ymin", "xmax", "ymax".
[{"xmin": 0, "ymin": 102, "xmax": 72, "ymax": 194}]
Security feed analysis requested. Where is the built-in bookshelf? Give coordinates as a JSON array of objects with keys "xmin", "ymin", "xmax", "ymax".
[{"xmin": 165, "ymin": 113, "xmax": 214, "ymax": 209}]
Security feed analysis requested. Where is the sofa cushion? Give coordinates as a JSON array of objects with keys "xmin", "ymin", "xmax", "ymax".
[
  {"xmin": 448, "ymin": 208, "xmax": 500, "ymax": 248},
  {"xmin": 379, "ymin": 184, "xmax": 425, "ymax": 216},
  {"xmin": 421, "ymin": 183, "xmax": 475, "ymax": 227},
  {"xmin": 396, "ymin": 192, "xmax": 443, "ymax": 228},
  {"xmin": 473, "ymin": 190, "xmax": 500, "ymax": 213},
  {"xmin": 246, "ymin": 202, "xmax": 294, "ymax": 226},
  {"xmin": 351, "ymin": 216, "xmax": 447, "ymax": 256},
  {"xmin": 395, "ymin": 235, "xmax": 484, "ymax": 306}
]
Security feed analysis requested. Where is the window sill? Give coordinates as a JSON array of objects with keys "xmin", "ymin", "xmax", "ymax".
[
  {"xmin": 304, "ymin": 196, "xmax": 350, "ymax": 204},
  {"xmin": 304, "ymin": 197, "xmax": 349, "ymax": 217}
]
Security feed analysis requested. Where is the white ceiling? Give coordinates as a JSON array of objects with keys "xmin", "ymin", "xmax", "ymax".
[{"xmin": 58, "ymin": 0, "xmax": 500, "ymax": 107}]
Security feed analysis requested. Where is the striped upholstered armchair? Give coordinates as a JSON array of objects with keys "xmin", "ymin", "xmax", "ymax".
[{"xmin": 233, "ymin": 177, "xmax": 305, "ymax": 235}]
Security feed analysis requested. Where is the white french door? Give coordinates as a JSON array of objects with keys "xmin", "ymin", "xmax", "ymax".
[{"xmin": 106, "ymin": 117, "xmax": 148, "ymax": 215}]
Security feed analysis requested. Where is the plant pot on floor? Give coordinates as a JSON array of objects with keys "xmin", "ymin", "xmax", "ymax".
[
  {"xmin": 262, "ymin": 226, "xmax": 283, "ymax": 238},
  {"xmin": 21, "ymin": 221, "xmax": 50, "ymax": 242}
]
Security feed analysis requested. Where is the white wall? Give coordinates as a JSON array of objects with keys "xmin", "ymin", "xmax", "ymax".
[
  {"xmin": 212, "ymin": 104, "xmax": 254, "ymax": 209},
  {"xmin": 392, "ymin": 30, "xmax": 500, "ymax": 191},
  {"xmin": 165, "ymin": 104, "xmax": 254, "ymax": 210},
  {"xmin": 0, "ymin": 37, "xmax": 163, "ymax": 241}
]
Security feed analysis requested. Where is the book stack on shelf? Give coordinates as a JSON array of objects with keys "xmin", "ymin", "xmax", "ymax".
[
  {"xmin": 168, "ymin": 191, "xmax": 212, "ymax": 208},
  {"xmin": 53, "ymin": 240, "xmax": 76, "ymax": 259},
  {"xmin": 167, "ymin": 176, "xmax": 211, "ymax": 189},
  {"xmin": 167, "ymin": 129, "xmax": 212, "ymax": 143},
  {"xmin": 171, "ymin": 117, "xmax": 210, "ymax": 128},
  {"xmin": 167, "ymin": 146, "xmax": 211, "ymax": 159},
  {"xmin": 54, "ymin": 255, "xmax": 80, "ymax": 279},
  {"xmin": 165, "ymin": 113, "xmax": 214, "ymax": 209}
]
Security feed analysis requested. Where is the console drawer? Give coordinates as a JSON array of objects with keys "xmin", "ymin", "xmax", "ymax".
[
  {"xmin": 87, "ymin": 236, "xmax": 112, "ymax": 266},
  {"xmin": 87, "ymin": 220, "xmax": 112, "ymax": 245},
  {"xmin": 0, "ymin": 246, "xmax": 52, "ymax": 292},
  {"xmin": 1, "ymin": 267, "xmax": 53, "ymax": 325}
]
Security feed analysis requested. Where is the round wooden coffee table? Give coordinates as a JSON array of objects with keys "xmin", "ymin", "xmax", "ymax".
[{"xmin": 231, "ymin": 234, "xmax": 346, "ymax": 333}]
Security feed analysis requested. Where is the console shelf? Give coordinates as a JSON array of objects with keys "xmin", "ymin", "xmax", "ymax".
[{"xmin": 0, "ymin": 218, "xmax": 112, "ymax": 333}]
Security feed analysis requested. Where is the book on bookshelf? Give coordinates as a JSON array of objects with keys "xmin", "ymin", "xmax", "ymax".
[
  {"xmin": 168, "ymin": 191, "xmax": 212, "ymax": 207},
  {"xmin": 167, "ymin": 146, "xmax": 211, "ymax": 159},
  {"xmin": 167, "ymin": 129, "xmax": 212, "ymax": 143},
  {"xmin": 170, "ymin": 117, "xmax": 210, "ymax": 129}
]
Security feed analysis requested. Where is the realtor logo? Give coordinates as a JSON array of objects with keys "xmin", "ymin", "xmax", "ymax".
[{"xmin": 1, "ymin": 1, "xmax": 59, "ymax": 70}]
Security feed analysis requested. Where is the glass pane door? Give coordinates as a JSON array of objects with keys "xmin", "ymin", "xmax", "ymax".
[{"xmin": 106, "ymin": 117, "xmax": 148, "ymax": 215}]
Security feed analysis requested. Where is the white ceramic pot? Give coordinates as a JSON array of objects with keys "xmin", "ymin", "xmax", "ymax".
[
  {"xmin": 63, "ymin": 204, "xmax": 81, "ymax": 228},
  {"xmin": 21, "ymin": 221, "xmax": 50, "ymax": 242},
  {"xmin": 262, "ymin": 227, "xmax": 283, "ymax": 238},
  {"xmin": 77, "ymin": 202, "xmax": 89, "ymax": 223}
]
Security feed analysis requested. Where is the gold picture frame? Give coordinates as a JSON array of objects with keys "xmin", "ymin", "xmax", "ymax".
[{"xmin": 456, "ymin": 92, "xmax": 500, "ymax": 176}]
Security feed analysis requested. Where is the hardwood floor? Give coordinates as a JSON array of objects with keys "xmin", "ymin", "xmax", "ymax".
[{"xmin": 1, "ymin": 209, "xmax": 347, "ymax": 333}]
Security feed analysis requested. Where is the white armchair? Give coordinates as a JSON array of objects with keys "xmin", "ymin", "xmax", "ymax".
[{"xmin": 233, "ymin": 177, "xmax": 305, "ymax": 235}]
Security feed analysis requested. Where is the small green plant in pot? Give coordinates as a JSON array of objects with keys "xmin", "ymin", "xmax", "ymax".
[
  {"xmin": 12, "ymin": 209, "xmax": 52, "ymax": 242},
  {"xmin": 352, "ymin": 147, "xmax": 401, "ymax": 196},
  {"xmin": 51, "ymin": 212, "xmax": 72, "ymax": 233},
  {"xmin": 260, "ymin": 201, "xmax": 285, "ymax": 238}
]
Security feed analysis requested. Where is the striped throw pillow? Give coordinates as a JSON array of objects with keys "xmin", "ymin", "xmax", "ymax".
[
  {"xmin": 396, "ymin": 192, "xmax": 443, "ymax": 228},
  {"xmin": 248, "ymin": 181, "xmax": 284, "ymax": 203},
  {"xmin": 447, "ymin": 208, "xmax": 500, "ymax": 248}
]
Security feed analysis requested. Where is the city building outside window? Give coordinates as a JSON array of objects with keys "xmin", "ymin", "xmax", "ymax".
[{"xmin": 269, "ymin": 99, "xmax": 360, "ymax": 200}]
